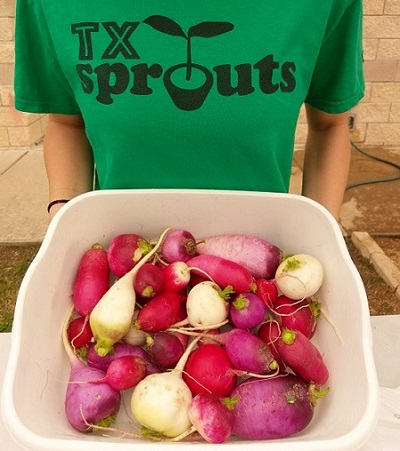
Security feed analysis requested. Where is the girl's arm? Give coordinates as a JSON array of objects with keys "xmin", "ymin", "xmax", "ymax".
[
  {"xmin": 302, "ymin": 104, "xmax": 351, "ymax": 221},
  {"xmin": 44, "ymin": 114, "xmax": 94, "ymax": 219}
]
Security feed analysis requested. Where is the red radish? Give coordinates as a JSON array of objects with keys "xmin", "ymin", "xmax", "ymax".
[
  {"xmin": 62, "ymin": 310, "xmax": 121, "ymax": 433},
  {"xmin": 186, "ymin": 281, "xmax": 232, "ymax": 327},
  {"xmin": 273, "ymin": 295, "xmax": 319, "ymax": 339},
  {"xmin": 275, "ymin": 253, "xmax": 324, "ymax": 300},
  {"xmin": 130, "ymin": 337, "xmax": 200, "ymax": 438},
  {"xmin": 67, "ymin": 316, "xmax": 93, "ymax": 350},
  {"xmin": 162, "ymin": 261, "xmax": 191, "ymax": 292},
  {"xmin": 254, "ymin": 278, "xmax": 279, "ymax": 308},
  {"xmin": 201, "ymin": 328, "xmax": 278, "ymax": 375},
  {"xmin": 188, "ymin": 392, "xmax": 234, "ymax": 443},
  {"xmin": 161, "ymin": 228, "xmax": 197, "ymax": 262},
  {"xmin": 182, "ymin": 343, "xmax": 237, "ymax": 397},
  {"xmin": 146, "ymin": 331, "xmax": 184, "ymax": 369},
  {"xmin": 229, "ymin": 292, "xmax": 267, "ymax": 329},
  {"xmin": 103, "ymin": 355, "xmax": 148, "ymax": 391},
  {"xmin": 133, "ymin": 263, "xmax": 164, "ymax": 298},
  {"xmin": 257, "ymin": 319, "xmax": 286, "ymax": 371},
  {"xmin": 187, "ymin": 254, "xmax": 254, "ymax": 293},
  {"xmin": 89, "ymin": 228, "xmax": 170, "ymax": 357},
  {"xmin": 196, "ymin": 233, "xmax": 282, "ymax": 279},
  {"xmin": 107, "ymin": 233, "xmax": 152, "ymax": 278},
  {"xmin": 277, "ymin": 327, "xmax": 329, "ymax": 385},
  {"xmin": 72, "ymin": 243, "xmax": 110, "ymax": 317},
  {"xmin": 197, "ymin": 328, "xmax": 221, "ymax": 346},
  {"xmin": 231, "ymin": 375, "xmax": 326, "ymax": 439},
  {"xmin": 86, "ymin": 342, "xmax": 160, "ymax": 375},
  {"xmin": 136, "ymin": 291, "xmax": 186, "ymax": 333}
]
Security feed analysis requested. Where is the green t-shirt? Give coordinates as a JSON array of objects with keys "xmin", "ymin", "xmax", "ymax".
[{"xmin": 14, "ymin": 1, "xmax": 364, "ymax": 192}]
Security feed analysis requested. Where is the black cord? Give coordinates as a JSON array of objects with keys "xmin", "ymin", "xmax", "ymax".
[{"xmin": 346, "ymin": 141, "xmax": 400, "ymax": 190}]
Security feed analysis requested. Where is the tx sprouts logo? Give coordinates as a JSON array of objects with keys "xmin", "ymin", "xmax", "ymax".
[{"xmin": 72, "ymin": 15, "xmax": 297, "ymax": 111}]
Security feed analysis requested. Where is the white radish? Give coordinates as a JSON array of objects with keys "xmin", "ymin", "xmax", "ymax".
[
  {"xmin": 130, "ymin": 337, "xmax": 199, "ymax": 438},
  {"xmin": 90, "ymin": 228, "xmax": 170, "ymax": 357},
  {"xmin": 275, "ymin": 254, "xmax": 324, "ymax": 300},
  {"xmin": 186, "ymin": 281, "xmax": 232, "ymax": 327}
]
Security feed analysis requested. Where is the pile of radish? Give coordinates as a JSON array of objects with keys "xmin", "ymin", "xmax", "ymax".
[{"xmin": 63, "ymin": 227, "xmax": 332, "ymax": 443}]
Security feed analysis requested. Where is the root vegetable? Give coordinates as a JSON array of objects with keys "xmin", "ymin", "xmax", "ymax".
[
  {"xmin": 130, "ymin": 337, "xmax": 200, "ymax": 438},
  {"xmin": 103, "ymin": 355, "xmax": 148, "ymax": 391},
  {"xmin": 62, "ymin": 309, "xmax": 121, "ymax": 433},
  {"xmin": 133, "ymin": 263, "xmax": 164, "ymax": 298},
  {"xmin": 67, "ymin": 316, "xmax": 93, "ymax": 350},
  {"xmin": 146, "ymin": 331, "xmax": 184, "ymax": 369},
  {"xmin": 89, "ymin": 228, "xmax": 170, "ymax": 357},
  {"xmin": 182, "ymin": 343, "xmax": 237, "ymax": 397},
  {"xmin": 186, "ymin": 280, "xmax": 232, "ymax": 327},
  {"xmin": 275, "ymin": 254, "xmax": 324, "ymax": 300},
  {"xmin": 277, "ymin": 327, "xmax": 329, "ymax": 385},
  {"xmin": 72, "ymin": 243, "xmax": 110, "ymax": 317},
  {"xmin": 196, "ymin": 233, "xmax": 282, "ymax": 279},
  {"xmin": 187, "ymin": 254, "xmax": 254, "ymax": 293},
  {"xmin": 161, "ymin": 228, "xmax": 197, "ymax": 262},
  {"xmin": 107, "ymin": 233, "xmax": 152, "ymax": 278},
  {"xmin": 229, "ymin": 292, "xmax": 267, "ymax": 329},
  {"xmin": 231, "ymin": 375, "xmax": 325, "ymax": 439}
]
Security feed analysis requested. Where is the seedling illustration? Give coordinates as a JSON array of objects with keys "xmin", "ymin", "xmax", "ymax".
[{"xmin": 143, "ymin": 15, "xmax": 234, "ymax": 110}]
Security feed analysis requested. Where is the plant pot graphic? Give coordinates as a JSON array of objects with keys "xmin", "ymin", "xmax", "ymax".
[{"xmin": 164, "ymin": 63, "xmax": 213, "ymax": 111}]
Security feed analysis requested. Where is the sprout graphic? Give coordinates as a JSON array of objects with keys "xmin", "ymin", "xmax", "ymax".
[
  {"xmin": 143, "ymin": 15, "xmax": 234, "ymax": 110},
  {"xmin": 143, "ymin": 15, "xmax": 234, "ymax": 80}
]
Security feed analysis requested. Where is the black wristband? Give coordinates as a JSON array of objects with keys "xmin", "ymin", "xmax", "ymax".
[{"xmin": 47, "ymin": 199, "xmax": 70, "ymax": 213}]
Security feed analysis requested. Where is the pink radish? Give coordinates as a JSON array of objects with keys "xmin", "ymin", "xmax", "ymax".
[
  {"xmin": 89, "ymin": 228, "xmax": 170, "ymax": 357},
  {"xmin": 102, "ymin": 355, "xmax": 148, "ymax": 391},
  {"xmin": 146, "ymin": 331, "xmax": 184, "ymax": 369},
  {"xmin": 229, "ymin": 292, "xmax": 267, "ymax": 329},
  {"xmin": 62, "ymin": 309, "xmax": 121, "ymax": 433},
  {"xmin": 188, "ymin": 392, "xmax": 234, "ymax": 443},
  {"xmin": 133, "ymin": 263, "xmax": 164, "ymax": 298},
  {"xmin": 257, "ymin": 319, "xmax": 286, "ymax": 371},
  {"xmin": 187, "ymin": 254, "xmax": 254, "ymax": 293},
  {"xmin": 182, "ymin": 343, "xmax": 237, "ymax": 397},
  {"xmin": 231, "ymin": 375, "xmax": 327, "ymax": 439},
  {"xmin": 196, "ymin": 233, "xmax": 282, "ymax": 279},
  {"xmin": 136, "ymin": 291, "xmax": 186, "ymax": 333},
  {"xmin": 72, "ymin": 243, "xmax": 110, "ymax": 317},
  {"xmin": 161, "ymin": 228, "xmax": 197, "ymax": 262},
  {"xmin": 273, "ymin": 295, "xmax": 319, "ymax": 339},
  {"xmin": 107, "ymin": 233, "xmax": 152, "ymax": 278},
  {"xmin": 186, "ymin": 281, "xmax": 232, "ymax": 327},
  {"xmin": 277, "ymin": 327, "xmax": 329, "ymax": 385}
]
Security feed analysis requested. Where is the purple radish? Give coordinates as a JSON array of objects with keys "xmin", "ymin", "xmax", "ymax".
[
  {"xmin": 189, "ymin": 392, "xmax": 234, "ymax": 444},
  {"xmin": 230, "ymin": 375, "xmax": 327, "ymax": 439},
  {"xmin": 161, "ymin": 228, "xmax": 197, "ymax": 262},
  {"xmin": 107, "ymin": 233, "xmax": 153, "ymax": 278},
  {"xmin": 62, "ymin": 309, "xmax": 121, "ymax": 433},
  {"xmin": 196, "ymin": 233, "xmax": 282, "ymax": 279},
  {"xmin": 133, "ymin": 263, "xmax": 164, "ymax": 298},
  {"xmin": 146, "ymin": 331, "xmax": 184, "ymax": 369},
  {"xmin": 230, "ymin": 292, "xmax": 267, "ymax": 329},
  {"xmin": 86, "ymin": 341, "xmax": 160, "ymax": 375},
  {"xmin": 202, "ymin": 328, "xmax": 278, "ymax": 374},
  {"xmin": 72, "ymin": 243, "xmax": 110, "ymax": 317}
]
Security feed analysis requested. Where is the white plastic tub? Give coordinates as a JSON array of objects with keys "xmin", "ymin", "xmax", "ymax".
[{"xmin": 1, "ymin": 190, "xmax": 380, "ymax": 450}]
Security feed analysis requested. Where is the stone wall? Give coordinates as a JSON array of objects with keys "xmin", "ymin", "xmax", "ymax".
[{"xmin": 1, "ymin": 0, "xmax": 400, "ymax": 149}]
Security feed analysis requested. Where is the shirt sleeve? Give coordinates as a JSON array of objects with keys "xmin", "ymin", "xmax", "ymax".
[
  {"xmin": 14, "ymin": 0, "xmax": 81, "ymax": 114},
  {"xmin": 305, "ymin": 0, "xmax": 364, "ymax": 114}
]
